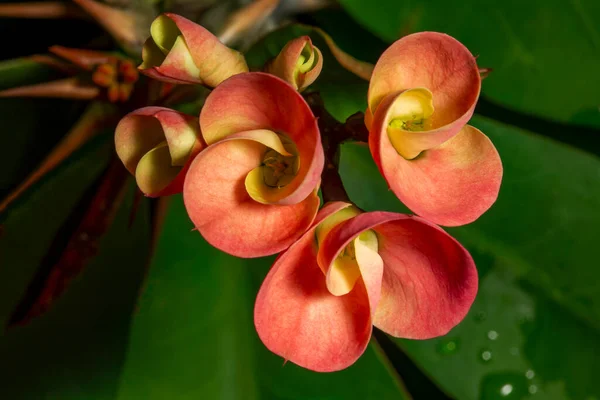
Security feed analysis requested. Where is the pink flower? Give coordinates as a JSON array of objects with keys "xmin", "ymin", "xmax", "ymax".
[
  {"xmin": 367, "ymin": 32, "xmax": 502, "ymax": 226},
  {"xmin": 265, "ymin": 36, "xmax": 323, "ymax": 92},
  {"xmin": 183, "ymin": 72, "xmax": 324, "ymax": 258},
  {"xmin": 115, "ymin": 106, "xmax": 205, "ymax": 197},
  {"xmin": 139, "ymin": 13, "xmax": 248, "ymax": 86},
  {"xmin": 255, "ymin": 202, "xmax": 478, "ymax": 372}
]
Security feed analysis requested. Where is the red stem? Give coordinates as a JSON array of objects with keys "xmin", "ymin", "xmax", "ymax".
[{"xmin": 305, "ymin": 92, "xmax": 369, "ymax": 203}]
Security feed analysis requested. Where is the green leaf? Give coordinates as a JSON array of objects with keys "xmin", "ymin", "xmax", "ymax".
[
  {"xmin": 245, "ymin": 24, "xmax": 369, "ymax": 122},
  {"xmin": 0, "ymin": 134, "xmax": 113, "ymax": 327},
  {"xmin": 115, "ymin": 195, "xmax": 411, "ymax": 400},
  {"xmin": 0, "ymin": 58, "xmax": 62, "ymax": 91},
  {"xmin": 337, "ymin": 0, "xmax": 600, "ymax": 128},
  {"xmin": 0, "ymin": 182, "xmax": 151, "ymax": 398},
  {"xmin": 339, "ymin": 115, "xmax": 600, "ymax": 400}
]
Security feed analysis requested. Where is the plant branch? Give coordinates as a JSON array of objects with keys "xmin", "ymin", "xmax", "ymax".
[
  {"xmin": 0, "ymin": 2, "xmax": 86, "ymax": 19},
  {"xmin": 305, "ymin": 92, "xmax": 369, "ymax": 203}
]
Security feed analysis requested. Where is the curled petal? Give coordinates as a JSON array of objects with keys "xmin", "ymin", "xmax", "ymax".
[
  {"xmin": 247, "ymin": 25, "xmax": 374, "ymax": 83},
  {"xmin": 139, "ymin": 13, "xmax": 248, "ymax": 86},
  {"xmin": 200, "ymin": 72, "xmax": 323, "ymax": 205},
  {"xmin": 380, "ymin": 88, "xmax": 469, "ymax": 159},
  {"xmin": 370, "ymin": 97, "xmax": 502, "ymax": 225},
  {"xmin": 368, "ymin": 32, "xmax": 480, "ymax": 138},
  {"xmin": 320, "ymin": 211, "xmax": 477, "ymax": 338},
  {"xmin": 314, "ymin": 204, "xmax": 359, "ymax": 251},
  {"xmin": 317, "ymin": 213, "xmax": 384, "ymax": 316},
  {"xmin": 134, "ymin": 143, "xmax": 182, "ymax": 196},
  {"xmin": 140, "ymin": 36, "xmax": 202, "ymax": 85},
  {"xmin": 368, "ymin": 213, "xmax": 477, "ymax": 339},
  {"xmin": 254, "ymin": 204, "xmax": 372, "ymax": 372},
  {"xmin": 115, "ymin": 106, "xmax": 204, "ymax": 197},
  {"xmin": 315, "ymin": 201, "xmax": 355, "ymax": 225},
  {"xmin": 266, "ymin": 36, "xmax": 323, "ymax": 92},
  {"xmin": 183, "ymin": 136, "xmax": 320, "ymax": 258}
]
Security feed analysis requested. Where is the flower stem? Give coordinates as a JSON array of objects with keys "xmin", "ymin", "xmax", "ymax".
[{"xmin": 305, "ymin": 92, "xmax": 369, "ymax": 203}]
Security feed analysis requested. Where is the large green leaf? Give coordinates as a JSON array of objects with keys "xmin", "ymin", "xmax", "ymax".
[
  {"xmin": 0, "ymin": 180, "xmax": 151, "ymax": 398},
  {"xmin": 0, "ymin": 135, "xmax": 113, "ymax": 327},
  {"xmin": 339, "ymin": 115, "xmax": 600, "ymax": 400},
  {"xmin": 337, "ymin": 0, "xmax": 600, "ymax": 128},
  {"xmin": 115, "ymin": 195, "xmax": 411, "ymax": 400},
  {"xmin": 245, "ymin": 24, "xmax": 369, "ymax": 122}
]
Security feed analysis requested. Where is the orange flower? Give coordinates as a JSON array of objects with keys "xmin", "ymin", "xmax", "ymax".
[
  {"xmin": 139, "ymin": 13, "xmax": 248, "ymax": 86},
  {"xmin": 265, "ymin": 36, "xmax": 323, "ymax": 92},
  {"xmin": 115, "ymin": 107, "xmax": 205, "ymax": 197},
  {"xmin": 367, "ymin": 32, "xmax": 502, "ymax": 226},
  {"xmin": 255, "ymin": 202, "xmax": 478, "ymax": 371},
  {"xmin": 183, "ymin": 72, "xmax": 323, "ymax": 258}
]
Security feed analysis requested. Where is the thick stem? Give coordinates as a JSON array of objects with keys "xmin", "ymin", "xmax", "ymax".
[
  {"xmin": 305, "ymin": 92, "xmax": 369, "ymax": 203},
  {"xmin": 320, "ymin": 161, "xmax": 350, "ymax": 203}
]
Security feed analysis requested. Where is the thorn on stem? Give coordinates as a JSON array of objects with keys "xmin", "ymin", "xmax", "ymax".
[{"xmin": 479, "ymin": 67, "xmax": 493, "ymax": 79}]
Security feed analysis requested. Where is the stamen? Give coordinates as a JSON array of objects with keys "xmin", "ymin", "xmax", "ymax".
[
  {"xmin": 390, "ymin": 115, "xmax": 428, "ymax": 132},
  {"xmin": 386, "ymin": 87, "xmax": 436, "ymax": 159},
  {"xmin": 340, "ymin": 241, "xmax": 356, "ymax": 260},
  {"xmin": 260, "ymin": 136, "xmax": 299, "ymax": 189},
  {"xmin": 387, "ymin": 88, "xmax": 434, "ymax": 132}
]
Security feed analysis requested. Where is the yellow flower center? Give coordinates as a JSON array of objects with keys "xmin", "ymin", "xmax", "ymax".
[
  {"xmin": 315, "ymin": 206, "xmax": 382, "ymax": 296},
  {"xmin": 244, "ymin": 132, "xmax": 301, "ymax": 204},
  {"xmin": 388, "ymin": 87, "xmax": 434, "ymax": 132},
  {"xmin": 261, "ymin": 143, "xmax": 298, "ymax": 188},
  {"xmin": 386, "ymin": 87, "xmax": 436, "ymax": 159},
  {"xmin": 296, "ymin": 43, "xmax": 317, "ymax": 74}
]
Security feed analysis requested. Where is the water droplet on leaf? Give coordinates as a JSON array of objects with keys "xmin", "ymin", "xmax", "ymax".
[
  {"xmin": 488, "ymin": 330, "xmax": 499, "ymax": 340},
  {"xmin": 480, "ymin": 349, "xmax": 493, "ymax": 363},
  {"xmin": 437, "ymin": 338, "xmax": 459, "ymax": 355},
  {"xmin": 529, "ymin": 385, "xmax": 538, "ymax": 394},
  {"xmin": 480, "ymin": 372, "xmax": 529, "ymax": 399},
  {"xmin": 526, "ymin": 369, "xmax": 535, "ymax": 379},
  {"xmin": 501, "ymin": 384, "xmax": 513, "ymax": 396}
]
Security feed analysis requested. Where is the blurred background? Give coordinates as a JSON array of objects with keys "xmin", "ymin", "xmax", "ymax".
[{"xmin": 0, "ymin": 0, "xmax": 598, "ymax": 399}]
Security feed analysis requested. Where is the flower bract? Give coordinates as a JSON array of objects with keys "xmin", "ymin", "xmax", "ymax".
[
  {"xmin": 367, "ymin": 32, "xmax": 502, "ymax": 226},
  {"xmin": 183, "ymin": 72, "xmax": 324, "ymax": 258},
  {"xmin": 139, "ymin": 13, "xmax": 248, "ymax": 86},
  {"xmin": 115, "ymin": 106, "xmax": 205, "ymax": 197},
  {"xmin": 255, "ymin": 202, "xmax": 478, "ymax": 371}
]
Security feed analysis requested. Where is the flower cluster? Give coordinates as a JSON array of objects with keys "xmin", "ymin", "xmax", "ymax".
[{"xmin": 115, "ymin": 13, "xmax": 502, "ymax": 372}]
